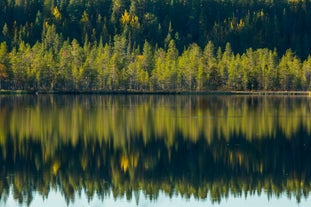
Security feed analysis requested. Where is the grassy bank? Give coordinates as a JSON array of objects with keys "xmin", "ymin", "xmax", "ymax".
[{"xmin": 1, "ymin": 90, "xmax": 311, "ymax": 96}]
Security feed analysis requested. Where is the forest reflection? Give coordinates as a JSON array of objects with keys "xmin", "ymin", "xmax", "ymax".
[{"xmin": 0, "ymin": 95, "xmax": 311, "ymax": 206}]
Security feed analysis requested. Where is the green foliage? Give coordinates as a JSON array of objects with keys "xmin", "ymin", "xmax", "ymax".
[
  {"xmin": 1, "ymin": 0, "xmax": 311, "ymax": 91},
  {"xmin": 2, "ymin": 0, "xmax": 311, "ymax": 55},
  {"xmin": 0, "ymin": 42, "xmax": 9, "ymax": 89},
  {"xmin": 1, "ymin": 34, "xmax": 311, "ymax": 91}
]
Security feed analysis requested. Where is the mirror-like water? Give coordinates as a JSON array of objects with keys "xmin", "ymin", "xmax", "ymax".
[{"xmin": 0, "ymin": 95, "xmax": 311, "ymax": 206}]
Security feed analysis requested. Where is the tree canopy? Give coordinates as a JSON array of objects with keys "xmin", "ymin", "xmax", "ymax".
[{"xmin": 1, "ymin": 0, "xmax": 311, "ymax": 91}]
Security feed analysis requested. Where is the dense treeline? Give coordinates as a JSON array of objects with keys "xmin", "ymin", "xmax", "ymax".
[
  {"xmin": 1, "ymin": 1, "xmax": 311, "ymax": 91},
  {"xmin": 1, "ymin": 39, "xmax": 311, "ymax": 91},
  {"xmin": 1, "ymin": 0, "xmax": 311, "ymax": 56}
]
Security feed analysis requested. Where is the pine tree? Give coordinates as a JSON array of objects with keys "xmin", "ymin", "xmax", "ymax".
[{"xmin": 0, "ymin": 42, "xmax": 9, "ymax": 89}]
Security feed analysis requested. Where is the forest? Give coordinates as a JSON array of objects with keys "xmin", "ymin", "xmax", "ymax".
[{"xmin": 1, "ymin": 0, "xmax": 311, "ymax": 91}]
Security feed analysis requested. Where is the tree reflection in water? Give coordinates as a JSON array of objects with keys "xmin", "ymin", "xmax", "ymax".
[{"xmin": 0, "ymin": 95, "xmax": 310, "ymax": 205}]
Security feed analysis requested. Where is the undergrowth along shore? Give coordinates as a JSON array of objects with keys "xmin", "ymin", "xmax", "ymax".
[{"xmin": 1, "ymin": 90, "xmax": 311, "ymax": 96}]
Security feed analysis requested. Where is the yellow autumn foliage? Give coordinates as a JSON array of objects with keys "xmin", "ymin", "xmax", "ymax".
[
  {"xmin": 121, "ymin": 10, "xmax": 130, "ymax": 25},
  {"xmin": 52, "ymin": 7, "xmax": 62, "ymax": 20},
  {"xmin": 237, "ymin": 19, "xmax": 244, "ymax": 29},
  {"xmin": 121, "ymin": 10, "xmax": 139, "ymax": 26},
  {"xmin": 137, "ymin": 55, "xmax": 144, "ymax": 60}
]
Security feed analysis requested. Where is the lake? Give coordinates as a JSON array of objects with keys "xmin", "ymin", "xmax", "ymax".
[{"xmin": 0, "ymin": 95, "xmax": 311, "ymax": 207}]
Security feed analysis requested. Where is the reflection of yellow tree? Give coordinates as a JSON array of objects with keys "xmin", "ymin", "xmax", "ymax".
[{"xmin": 120, "ymin": 154, "xmax": 138, "ymax": 173}]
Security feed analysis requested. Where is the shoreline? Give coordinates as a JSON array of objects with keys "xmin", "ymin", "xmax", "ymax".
[{"xmin": 0, "ymin": 90, "xmax": 311, "ymax": 96}]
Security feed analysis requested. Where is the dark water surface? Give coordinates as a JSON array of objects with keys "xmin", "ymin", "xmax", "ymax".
[{"xmin": 0, "ymin": 95, "xmax": 311, "ymax": 207}]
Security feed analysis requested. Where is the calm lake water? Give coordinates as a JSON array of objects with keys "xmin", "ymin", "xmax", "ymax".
[{"xmin": 0, "ymin": 95, "xmax": 311, "ymax": 207}]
